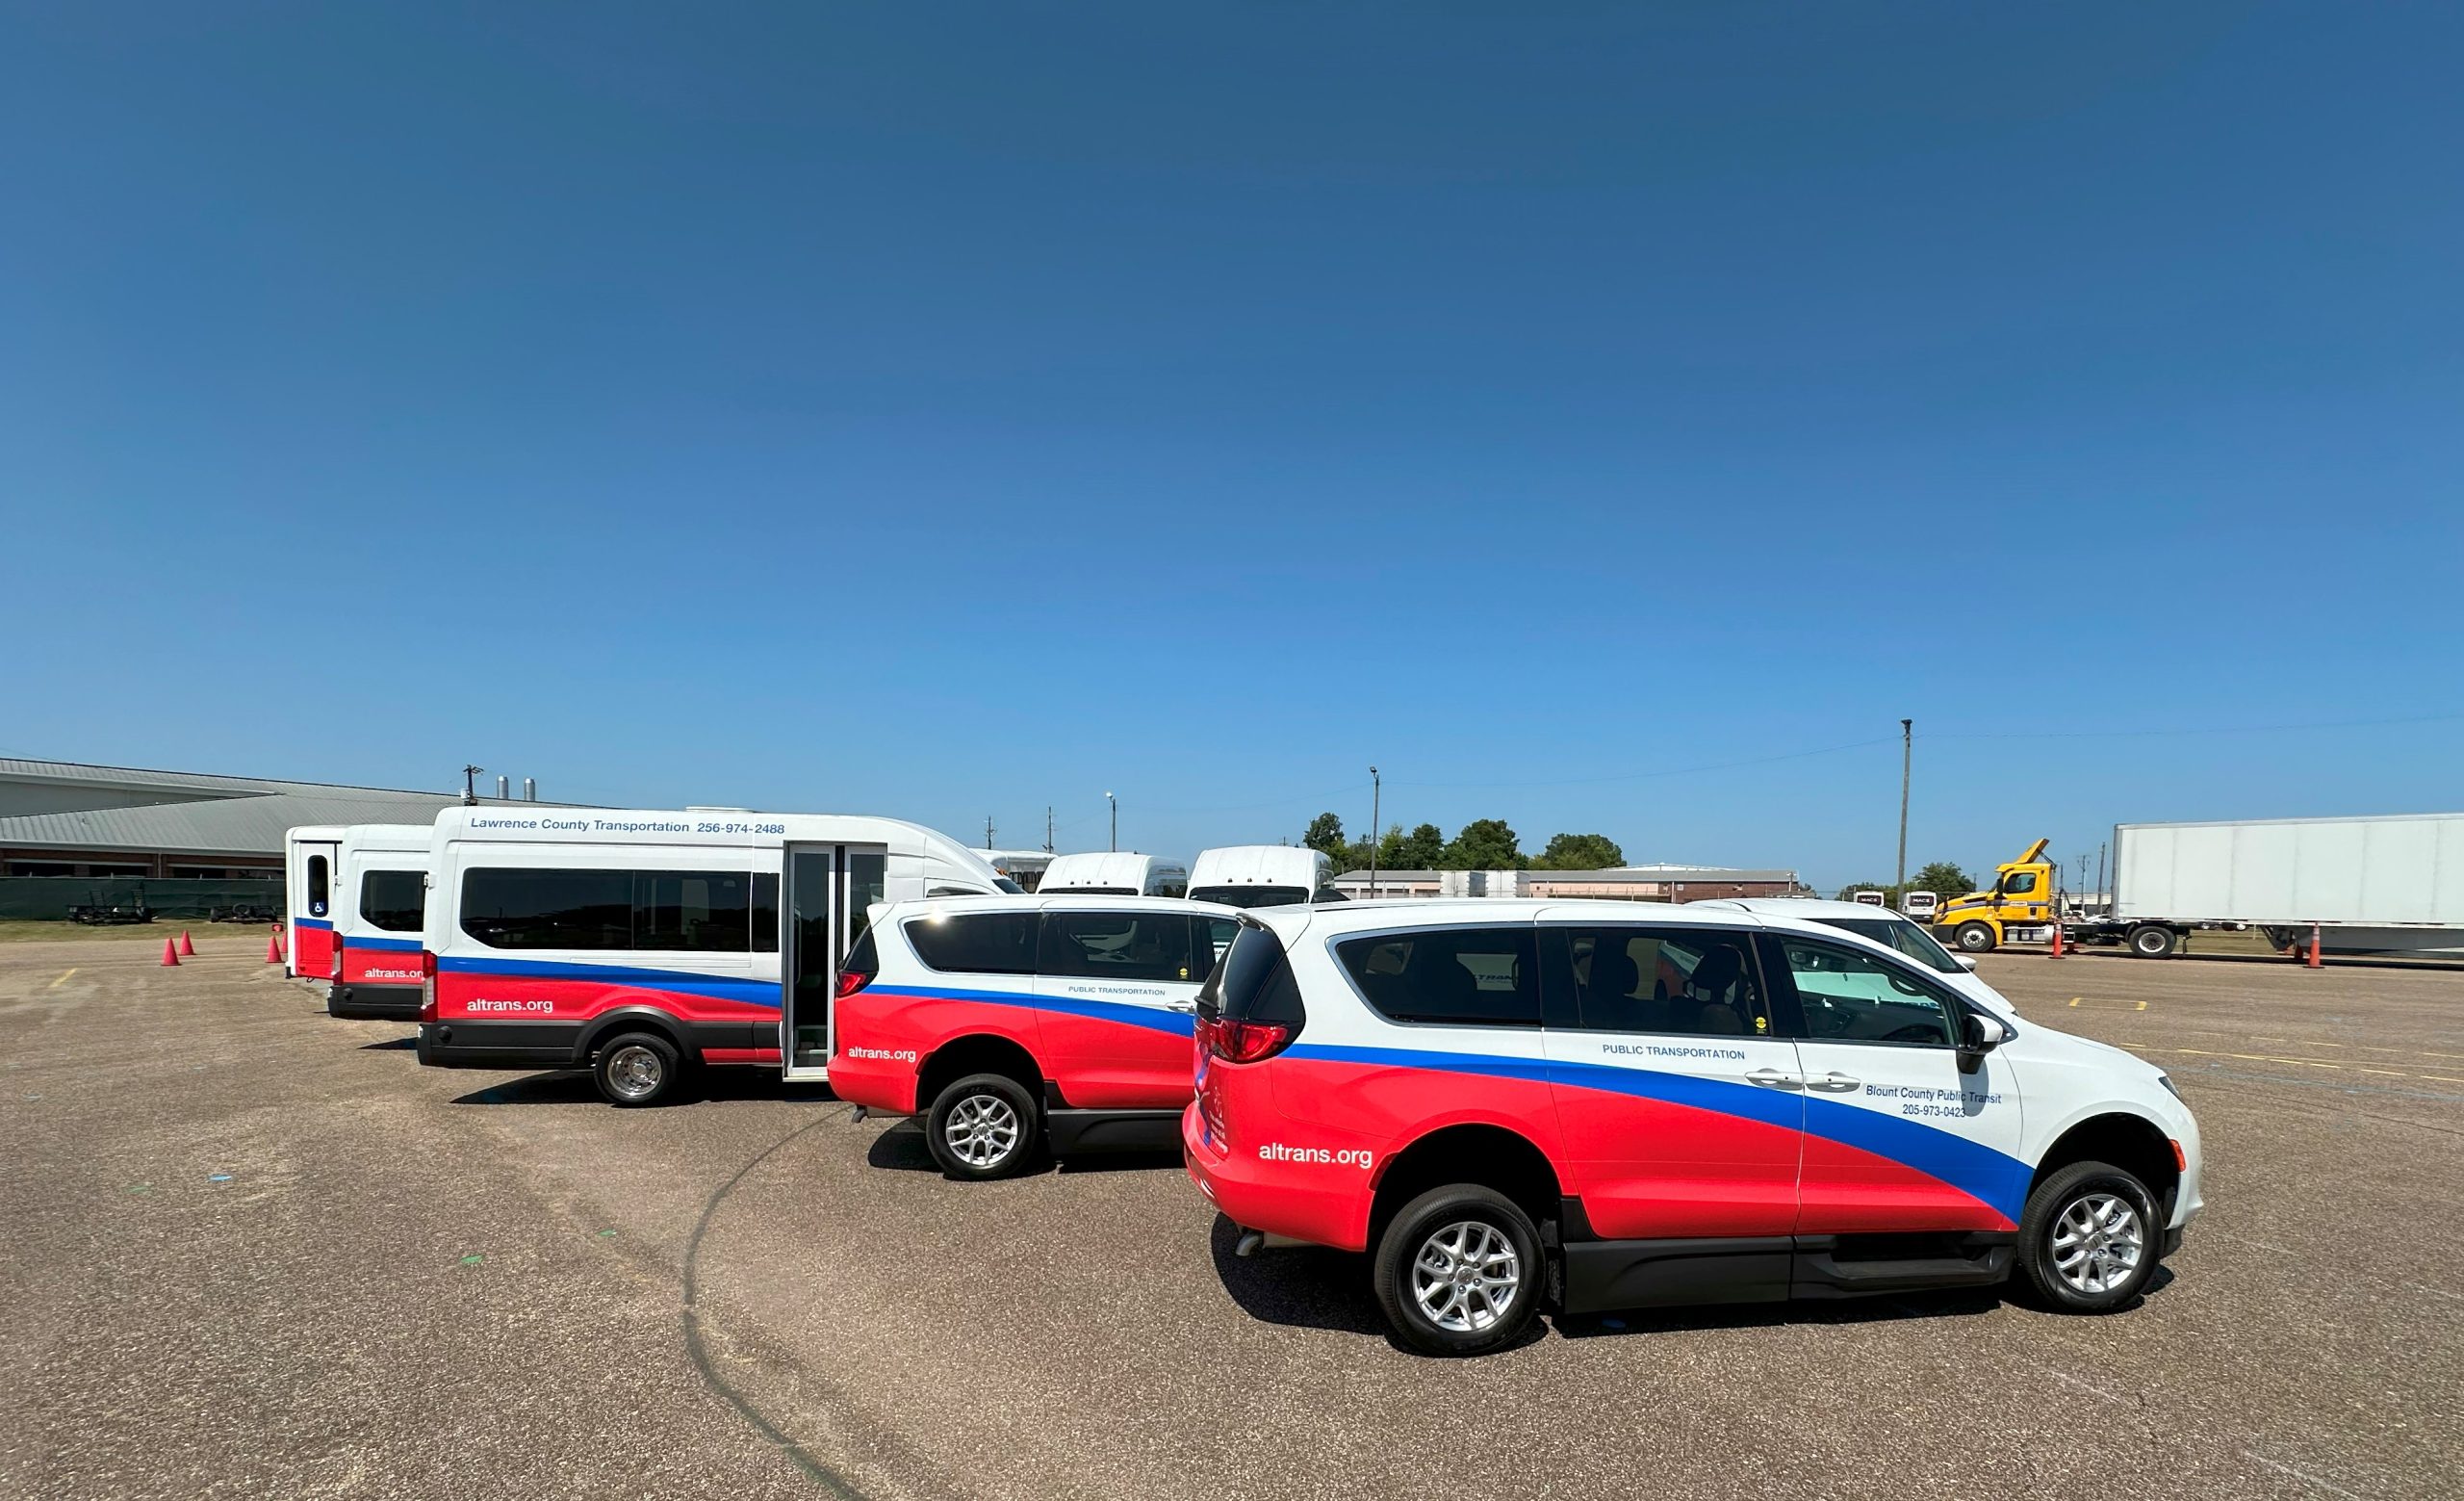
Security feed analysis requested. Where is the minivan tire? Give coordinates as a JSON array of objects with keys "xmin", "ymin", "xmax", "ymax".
[
  {"xmin": 2015, "ymin": 1159, "xmax": 2162, "ymax": 1312},
  {"xmin": 594, "ymin": 1031, "xmax": 683, "ymax": 1107},
  {"xmin": 926, "ymin": 1073, "xmax": 1040, "ymax": 1180},
  {"xmin": 1955, "ymin": 922, "xmax": 1997, "ymax": 953},
  {"xmin": 1373, "ymin": 1185, "xmax": 1544, "ymax": 1357}
]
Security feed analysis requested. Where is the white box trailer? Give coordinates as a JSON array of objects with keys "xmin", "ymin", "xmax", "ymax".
[{"xmin": 2106, "ymin": 814, "xmax": 2464, "ymax": 959}]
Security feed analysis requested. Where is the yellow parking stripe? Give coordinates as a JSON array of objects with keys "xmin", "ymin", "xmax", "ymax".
[
  {"xmin": 2131, "ymin": 1044, "xmax": 2464, "ymax": 1087},
  {"xmin": 49, "ymin": 969, "xmax": 75, "ymax": 989},
  {"xmin": 2066, "ymin": 996, "xmax": 2148, "ymax": 1011}
]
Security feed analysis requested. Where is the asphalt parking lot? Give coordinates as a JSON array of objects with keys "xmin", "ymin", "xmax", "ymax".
[{"xmin": 4, "ymin": 936, "xmax": 2458, "ymax": 1499}]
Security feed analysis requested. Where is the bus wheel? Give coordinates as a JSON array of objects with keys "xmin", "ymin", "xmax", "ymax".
[
  {"xmin": 1955, "ymin": 922, "xmax": 1997, "ymax": 953},
  {"xmin": 927, "ymin": 1073, "xmax": 1040, "ymax": 1179},
  {"xmin": 595, "ymin": 1032, "xmax": 682, "ymax": 1107}
]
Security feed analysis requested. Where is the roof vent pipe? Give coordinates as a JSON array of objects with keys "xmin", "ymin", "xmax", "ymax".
[
  {"xmin": 523, "ymin": 778, "xmax": 536, "ymax": 802},
  {"xmin": 496, "ymin": 775, "xmax": 509, "ymax": 800}
]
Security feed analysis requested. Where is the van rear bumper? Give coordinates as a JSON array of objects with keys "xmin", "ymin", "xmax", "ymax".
[
  {"xmin": 327, "ymin": 982, "xmax": 424, "ymax": 1021},
  {"xmin": 417, "ymin": 1021, "xmax": 587, "ymax": 1071}
]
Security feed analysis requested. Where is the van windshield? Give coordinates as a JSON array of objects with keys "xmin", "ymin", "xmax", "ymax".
[
  {"xmin": 1190, "ymin": 885, "xmax": 1311, "ymax": 909},
  {"xmin": 1814, "ymin": 917, "xmax": 1965, "ymax": 974}
]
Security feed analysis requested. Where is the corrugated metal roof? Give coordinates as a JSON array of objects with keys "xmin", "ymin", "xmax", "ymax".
[{"xmin": 0, "ymin": 758, "xmax": 570, "ymax": 856}]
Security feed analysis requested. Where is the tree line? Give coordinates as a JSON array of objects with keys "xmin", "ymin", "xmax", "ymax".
[
  {"xmin": 1300, "ymin": 814, "xmax": 1625, "ymax": 873},
  {"xmin": 1829, "ymin": 862, "xmax": 1976, "ymax": 905}
]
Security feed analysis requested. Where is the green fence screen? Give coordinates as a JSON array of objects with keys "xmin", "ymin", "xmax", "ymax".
[{"xmin": 0, "ymin": 878, "xmax": 287, "ymax": 922}]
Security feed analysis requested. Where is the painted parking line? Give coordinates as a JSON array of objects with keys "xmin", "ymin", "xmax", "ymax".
[
  {"xmin": 2124, "ymin": 1043, "xmax": 2464, "ymax": 1088},
  {"xmin": 2251, "ymin": 1036, "xmax": 2464, "ymax": 1062},
  {"xmin": 49, "ymin": 969, "xmax": 76, "ymax": 989},
  {"xmin": 2067, "ymin": 996, "xmax": 2148, "ymax": 1012}
]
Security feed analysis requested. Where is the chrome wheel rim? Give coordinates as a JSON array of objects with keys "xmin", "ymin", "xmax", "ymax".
[
  {"xmin": 2051, "ymin": 1192, "xmax": 2144, "ymax": 1295},
  {"xmin": 606, "ymin": 1045, "xmax": 663, "ymax": 1100},
  {"xmin": 944, "ymin": 1094, "xmax": 1020, "ymax": 1168},
  {"xmin": 1410, "ymin": 1220, "xmax": 1521, "ymax": 1333}
]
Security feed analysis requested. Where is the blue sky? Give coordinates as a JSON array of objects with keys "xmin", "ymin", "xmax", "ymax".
[{"xmin": 6, "ymin": 2, "xmax": 2460, "ymax": 891}]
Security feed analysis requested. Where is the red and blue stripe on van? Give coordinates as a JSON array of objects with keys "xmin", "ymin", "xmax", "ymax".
[
  {"xmin": 1201, "ymin": 1041, "xmax": 2030, "ymax": 1249},
  {"xmin": 338, "ymin": 934, "xmax": 426, "ymax": 987},
  {"xmin": 291, "ymin": 918, "xmax": 338, "ymax": 980},
  {"xmin": 431, "ymin": 956, "xmax": 782, "ymax": 1022},
  {"xmin": 831, "ymin": 982, "xmax": 1195, "ymax": 1116}
]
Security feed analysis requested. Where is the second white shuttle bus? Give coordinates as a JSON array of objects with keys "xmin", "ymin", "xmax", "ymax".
[
  {"xmin": 1186, "ymin": 846, "xmax": 1340, "ymax": 909},
  {"xmin": 416, "ymin": 808, "xmax": 1012, "ymax": 1105},
  {"xmin": 1037, "ymin": 852, "xmax": 1190, "ymax": 897},
  {"xmin": 328, "ymin": 824, "xmax": 433, "ymax": 1020}
]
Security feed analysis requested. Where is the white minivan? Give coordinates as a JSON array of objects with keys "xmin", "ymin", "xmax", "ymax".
[
  {"xmin": 1186, "ymin": 898, "xmax": 2203, "ymax": 1356},
  {"xmin": 1703, "ymin": 897, "xmax": 2017, "ymax": 1016},
  {"xmin": 1186, "ymin": 846, "xmax": 1340, "ymax": 909},
  {"xmin": 1039, "ymin": 852, "xmax": 1190, "ymax": 897}
]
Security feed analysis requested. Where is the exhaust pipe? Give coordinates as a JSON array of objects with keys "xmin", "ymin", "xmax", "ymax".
[{"xmin": 1233, "ymin": 1228, "xmax": 1265, "ymax": 1258}]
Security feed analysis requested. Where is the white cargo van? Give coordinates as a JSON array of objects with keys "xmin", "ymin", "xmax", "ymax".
[
  {"xmin": 1038, "ymin": 852, "xmax": 1189, "ymax": 897},
  {"xmin": 1186, "ymin": 846, "xmax": 1339, "ymax": 909}
]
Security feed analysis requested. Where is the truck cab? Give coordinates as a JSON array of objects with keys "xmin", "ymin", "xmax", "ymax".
[{"xmin": 1934, "ymin": 840, "xmax": 2058, "ymax": 953}]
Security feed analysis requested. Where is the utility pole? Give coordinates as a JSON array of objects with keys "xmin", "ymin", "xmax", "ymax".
[
  {"xmin": 1045, "ymin": 807, "xmax": 1054, "ymax": 854},
  {"xmin": 462, "ymin": 764, "xmax": 483, "ymax": 806},
  {"xmin": 2095, "ymin": 841, "xmax": 2107, "ymax": 907},
  {"xmin": 1895, "ymin": 719, "xmax": 1912, "ymax": 895},
  {"xmin": 986, "ymin": 815, "xmax": 995, "ymax": 850},
  {"xmin": 1369, "ymin": 766, "xmax": 1381, "ymax": 898},
  {"xmin": 1105, "ymin": 791, "xmax": 1116, "ymax": 853}
]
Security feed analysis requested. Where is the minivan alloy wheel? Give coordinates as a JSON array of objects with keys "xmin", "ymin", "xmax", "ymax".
[
  {"xmin": 1411, "ymin": 1220, "xmax": 1522, "ymax": 1333},
  {"xmin": 2051, "ymin": 1192, "xmax": 2144, "ymax": 1295},
  {"xmin": 943, "ymin": 1093, "xmax": 1021, "ymax": 1168}
]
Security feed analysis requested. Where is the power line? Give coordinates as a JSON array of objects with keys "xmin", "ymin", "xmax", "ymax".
[{"xmin": 1922, "ymin": 711, "xmax": 2464, "ymax": 741}]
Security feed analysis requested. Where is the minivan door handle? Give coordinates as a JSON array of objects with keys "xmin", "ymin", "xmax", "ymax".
[
  {"xmin": 1744, "ymin": 1068, "xmax": 1804, "ymax": 1091},
  {"xmin": 1164, "ymin": 999, "xmax": 1197, "ymax": 1014},
  {"xmin": 1805, "ymin": 1072, "xmax": 1862, "ymax": 1094}
]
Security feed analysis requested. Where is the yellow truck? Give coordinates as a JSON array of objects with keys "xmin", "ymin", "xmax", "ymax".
[{"xmin": 1933, "ymin": 839, "xmax": 2066, "ymax": 955}]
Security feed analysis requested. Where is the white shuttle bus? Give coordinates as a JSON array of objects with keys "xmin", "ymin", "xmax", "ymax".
[
  {"xmin": 284, "ymin": 826, "xmax": 345, "ymax": 981},
  {"xmin": 1186, "ymin": 845, "xmax": 1340, "ymax": 909},
  {"xmin": 417, "ymin": 808, "xmax": 1013, "ymax": 1106},
  {"xmin": 328, "ymin": 824, "xmax": 433, "ymax": 1021},
  {"xmin": 1038, "ymin": 851, "xmax": 1190, "ymax": 897}
]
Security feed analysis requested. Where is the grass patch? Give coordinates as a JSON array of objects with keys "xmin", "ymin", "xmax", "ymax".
[{"xmin": 0, "ymin": 919, "xmax": 274, "ymax": 944}]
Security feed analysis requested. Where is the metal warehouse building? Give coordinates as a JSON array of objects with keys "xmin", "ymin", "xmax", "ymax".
[
  {"xmin": 1328, "ymin": 865, "xmax": 1808, "ymax": 902},
  {"xmin": 0, "ymin": 758, "xmax": 550, "ymax": 879}
]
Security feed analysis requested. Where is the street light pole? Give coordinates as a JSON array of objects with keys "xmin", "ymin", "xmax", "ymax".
[
  {"xmin": 1896, "ymin": 719, "xmax": 1912, "ymax": 897},
  {"xmin": 1369, "ymin": 766, "xmax": 1380, "ymax": 898},
  {"xmin": 1105, "ymin": 791, "xmax": 1116, "ymax": 853}
]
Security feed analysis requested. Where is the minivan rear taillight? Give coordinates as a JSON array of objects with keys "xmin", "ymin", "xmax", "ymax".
[
  {"xmin": 419, "ymin": 950, "xmax": 438, "ymax": 1022},
  {"xmin": 1210, "ymin": 1019, "xmax": 1293, "ymax": 1065},
  {"xmin": 836, "ymin": 969, "xmax": 872, "ymax": 1000}
]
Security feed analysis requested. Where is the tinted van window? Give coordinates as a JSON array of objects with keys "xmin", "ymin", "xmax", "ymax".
[
  {"xmin": 307, "ymin": 855, "xmax": 329, "ymax": 917},
  {"xmin": 1040, "ymin": 910, "xmax": 1194, "ymax": 984},
  {"xmin": 1336, "ymin": 926, "xmax": 1539, "ymax": 1028},
  {"xmin": 905, "ymin": 911, "xmax": 1039, "ymax": 974},
  {"xmin": 1565, "ymin": 927, "xmax": 1763, "ymax": 1037},
  {"xmin": 360, "ymin": 869, "xmax": 425, "ymax": 933},
  {"xmin": 459, "ymin": 868, "xmax": 756, "ymax": 952},
  {"xmin": 1190, "ymin": 885, "xmax": 1310, "ymax": 910}
]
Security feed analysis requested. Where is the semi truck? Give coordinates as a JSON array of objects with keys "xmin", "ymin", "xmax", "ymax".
[{"xmin": 1935, "ymin": 815, "xmax": 2464, "ymax": 960}]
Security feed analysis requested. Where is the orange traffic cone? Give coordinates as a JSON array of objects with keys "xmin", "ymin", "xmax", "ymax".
[
  {"xmin": 161, "ymin": 938, "xmax": 181, "ymax": 967},
  {"xmin": 266, "ymin": 932, "xmax": 284, "ymax": 963},
  {"xmin": 178, "ymin": 931, "xmax": 195, "ymax": 956}
]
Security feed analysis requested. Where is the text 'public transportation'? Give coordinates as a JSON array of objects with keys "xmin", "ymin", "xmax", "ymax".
[
  {"xmin": 328, "ymin": 823, "xmax": 431, "ymax": 1020},
  {"xmin": 416, "ymin": 808, "xmax": 1014, "ymax": 1105},
  {"xmin": 1036, "ymin": 851, "xmax": 1190, "ymax": 898},
  {"xmin": 1185, "ymin": 899, "xmax": 2201, "ymax": 1355},
  {"xmin": 1187, "ymin": 845, "xmax": 1343, "ymax": 909}
]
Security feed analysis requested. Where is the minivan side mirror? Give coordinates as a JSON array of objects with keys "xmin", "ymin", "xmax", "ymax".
[
  {"xmin": 1957, "ymin": 1012, "xmax": 2008, "ymax": 1072},
  {"xmin": 1956, "ymin": 955, "xmax": 1979, "ymax": 972}
]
